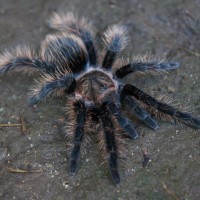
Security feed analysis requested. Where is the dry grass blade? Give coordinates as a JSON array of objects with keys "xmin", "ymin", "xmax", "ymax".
[
  {"xmin": 162, "ymin": 181, "xmax": 180, "ymax": 200},
  {"xmin": 0, "ymin": 115, "xmax": 27, "ymax": 134},
  {"xmin": 179, "ymin": 47, "xmax": 200, "ymax": 57},
  {"xmin": 0, "ymin": 124, "xmax": 22, "ymax": 127},
  {"xmin": 19, "ymin": 115, "xmax": 27, "ymax": 134},
  {"xmin": 8, "ymin": 167, "xmax": 43, "ymax": 173}
]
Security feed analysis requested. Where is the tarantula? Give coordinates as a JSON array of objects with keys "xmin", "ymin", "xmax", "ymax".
[{"xmin": 0, "ymin": 12, "xmax": 200, "ymax": 184}]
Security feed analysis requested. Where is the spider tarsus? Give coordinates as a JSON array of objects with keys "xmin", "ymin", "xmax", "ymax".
[
  {"xmin": 28, "ymin": 97, "xmax": 38, "ymax": 106},
  {"xmin": 123, "ymin": 123, "xmax": 139, "ymax": 140},
  {"xmin": 109, "ymin": 168, "xmax": 121, "ymax": 185},
  {"xmin": 109, "ymin": 153, "xmax": 121, "ymax": 184},
  {"xmin": 176, "ymin": 111, "xmax": 200, "ymax": 129},
  {"xmin": 69, "ymin": 159, "xmax": 78, "ymax": 176},
  {"xmin": 160, "ymin": 62, "xmax": 180, "ymax": 70},
  {"xmin": 122, "ymin": 95, "xmax": 159, "ymax": 130},
  {"xmin": 144, "ymin": 116, "xmax": 159, "ymax": 130},
  {"xmin": 192, "ymin": 117, "xmax": 200, "ymax": 129}
]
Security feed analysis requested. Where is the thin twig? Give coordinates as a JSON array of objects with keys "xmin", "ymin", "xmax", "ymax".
[
  {"xmin": 162, "ymin": 181, "xmax": 180, "ymax": 200},
  {"xmin": 1, "ymin": 115, "xmax": 27, "ymax": 134},
  {"xmin": 19, "ymin": 115, "xmax": 27, "ymax": 134},
  {"xmin": 8, "ymin": 167, "xmax": 43, "ymax": 173},
  {"xmin": 179, "ymin": 47, "xmax": 200, "ymax": 57},
  {"xmin": 0, "ymin": 124, "xmax": 22, "ymax": 127}
]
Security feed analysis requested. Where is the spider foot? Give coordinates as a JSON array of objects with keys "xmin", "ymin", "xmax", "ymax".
[
  {"xmin": 176, "ymin": 111, "xmax": 200, "ymax": 129},
  {"xmin": 110, "ymin": 168, "xmax": 120, "ymax": 185},
  {"xmin": 142, "ymin": 116, "xmax": 158, "ymax": 130},
  {"xmin": 69, "ymin": 159, "xmax": 77, "ymax": 176},
  {"xmin": 109, "ymin": 153, "xmax": 120, "ymax": 184},
  {"xmin": 123, "ymin": 121, "xmax": 139, "ymax": 140}
]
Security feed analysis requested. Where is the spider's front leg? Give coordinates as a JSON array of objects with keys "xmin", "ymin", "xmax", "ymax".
[
  {"xmin": 102, "ymin": 25, "xmax": 128, "ymax": 69},
  {"xmin": 69, "ymin": 99, "xmax": 87, "ymax": 175},
  {"xmin": 48, "ymin": 12, "xmax": 97, "ymax": 66},
  {"xmin": 121, "ymin": 84, "xmax": 200, "ymax": 129},
  {"xmin": 0, "ymin": 46, "xmax": 55, "ymax": 74},
  {"xmin": 115, "ymin": 59, "xmax": 180, "ymax": 78},
  {"xmin": 28, "ymin": 74, "xmax": 76, "ymax": 105}
]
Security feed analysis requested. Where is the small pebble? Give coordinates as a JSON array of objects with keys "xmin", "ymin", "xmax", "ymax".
[{"xmin": 63, "ymin": 181, "xmax": 69, "ymax": 189}]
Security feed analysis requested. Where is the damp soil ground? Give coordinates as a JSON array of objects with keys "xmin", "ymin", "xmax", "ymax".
[{"xmin": 0, "ymin": 0, "xmax": 200, "ymax": 200}]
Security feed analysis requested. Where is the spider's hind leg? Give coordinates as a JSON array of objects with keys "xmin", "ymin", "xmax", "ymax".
[
  {"xmin": 48, "ymin": 12, "xmax": 97, "ymax": 66},
  {"xmin": 100, "ymin": 106, "xmax": 120, "ymax": 184},
  {"xmin": 69, "ymin": 99, "xmax": 87, "ymax": 175},
  {"xmin": 101, "ymin": 92, "xmax": 138, "ymax": 140},
  {"xmin": 122, "ymin": 84, "xmax": 200, "ymax": 129},
  {"xmin": 120, "ymin": 94, "xmax": 159, "ymax": 130}
]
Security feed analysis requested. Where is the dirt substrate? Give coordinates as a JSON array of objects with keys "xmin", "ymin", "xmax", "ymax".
[{"xmin": 0, "ymin": 0, "xmax": 200, "ymax": 199}]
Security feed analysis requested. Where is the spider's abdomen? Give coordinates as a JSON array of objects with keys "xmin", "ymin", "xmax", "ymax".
[{"xmin": 76, "ymin": 70, "xmax": 116, "ymax": 102}]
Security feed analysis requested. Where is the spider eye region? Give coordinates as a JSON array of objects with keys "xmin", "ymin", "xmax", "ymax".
[
  {"xmin": 77, "ymin": 70, "xmax": 116, "ymax": 102},
  {"xmin": 101, "ymin": 85, "xmax": 108, "ymax": 91}
]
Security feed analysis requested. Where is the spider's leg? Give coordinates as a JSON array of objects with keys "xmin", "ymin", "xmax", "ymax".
[
  {"xmin": 28, "ymin": 74, "xmax": 76, "ymax": 106},
  {"xmin": 87, "ymin": 104, "xmax": 120, "ymax": 184},
  {"xmin": 102, "ymin": 25, "xmax": 128, "ymax": 69},
  {"xmin": 122, "ymin": 84, "xmax": 200, "ymax": 129},
  {"xmin": 0, "ymin": 46, "xmax": 55, "ymax": 74},
  {"xmin": 115, "ymin": 61, "xmax": 180, "ymax": 78},
  {"xmin": 100, "ymin": 106, "xmax": 120, "ymax": 184},
  {"xmin": 102, "ymin": 93, "xmax": 138, "ymax": 139},
  {"xmin": 120, "ymin": 94, "xmax": 158, "ymax": 130},
  {"xmin": 48, "ymin": 12, "xmax": 97, "ymax": 66},
  {"xmin": 70, "ymin": 99, "xmax": 86, "ymax": 175},
  {"xmin": 41, "ymin": 33, "xmax": 89, "ymax": 74}
]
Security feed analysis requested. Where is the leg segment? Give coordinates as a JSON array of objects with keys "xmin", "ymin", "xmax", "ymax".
[
  {"xmin": 69, "ymin": 99, "xmax": 86, "ymax": 175},
  {"xmin": 28, "ymin": 74, "xmax": 76, "ymax": 105},
  {"xmin": 48, "ymin": 12, "xmax": 97, "ymax": 66},
  {"xmin": 0, "ymin": 46, "xmax": 55, "ymax": 74},
  {"xmin": 115, "ymin": 61, "xmax": 180, "ymax": 78},
  {"xmin": 100, "ymin": 107, "xmax": 120, "ymax": 184},
  {"xmin": 102, "ymin": 25, "xmax": 128, "ymax": 69},
  {"xmin": 41, "ymin": 33, "xmax": 89, "ymax": 74},
  {"xmin": 121, "ymin": 95, "xmax": 158, "ymax": 130},
  {"xmin": 122, "ymin": 84, "xmax": 200, "ymax": 128},
  {"xmin": 101, "ymin": 93, "xmax": 138, "ymax": 139}
]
